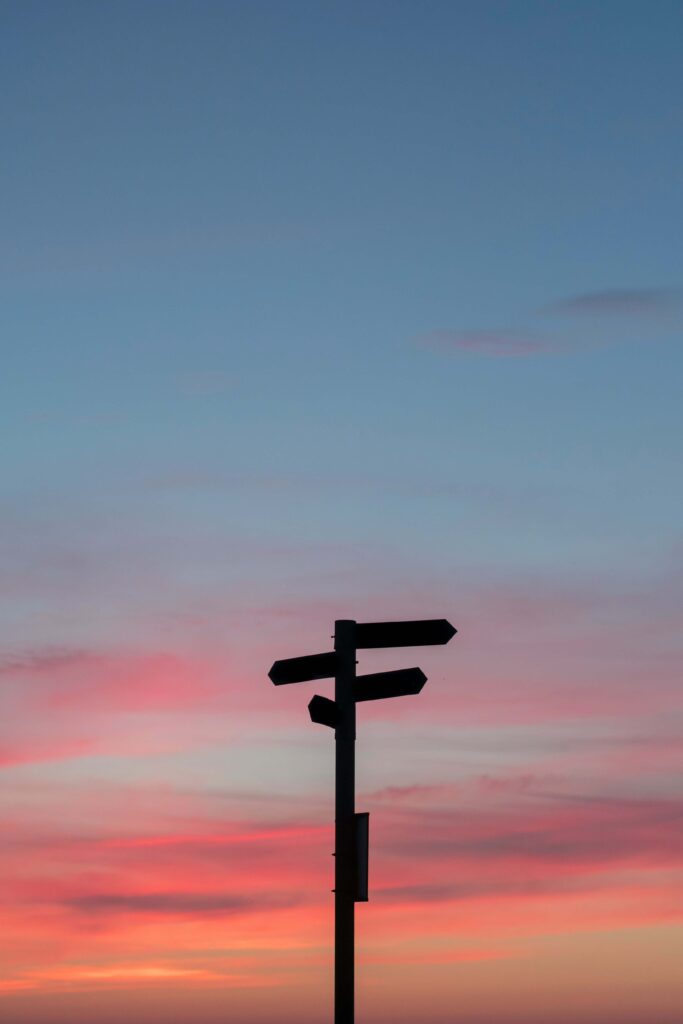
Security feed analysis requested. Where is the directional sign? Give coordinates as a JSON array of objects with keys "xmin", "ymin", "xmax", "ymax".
[
  {"xmin": 308, "ymin": 694, "xmax": 338, "ymax": 729},
  {"xmin": 353, "ymin": 667, "xmax": 427, "ymax": 702},
  {"xmin": 269, "ymin": 651, "xmax": 338, "ymax": 686},
  {"xmin": 354, "ymin": 618, "xmax": 456, "ymax": 649}
]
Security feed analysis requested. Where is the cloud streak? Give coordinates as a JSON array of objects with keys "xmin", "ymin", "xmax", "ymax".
[
  {"xmin": 384, "ymin": 794, "xmax": 683, "ymax": 870},
  {"xmin": 0, "ymin": 648, "xmax": 93, "ymax": 677},
  {"xmin": 65, "ymin": 891, "xmax": 297, "ymax": 916},
  {"xmin": 543, "ymin": 287, "xmax": 682, "ymax": 318},
  {"xmin": 417, "ymin": 329, "xmax": 561, "ymax": 357},
  {"xmin": 0, "ymin": 647, "xmax": 216, "ymax": 713},
  {"xmin": 418, "ymin": 284, "xmax": 681, "ymax": 360},
  {"xmin": 2, "ymin": 771, "xmax": 681, "ymax": 1011},
  {"xmin": 0, "ymin": 738, "xmax": 97, "ymax": 768}
]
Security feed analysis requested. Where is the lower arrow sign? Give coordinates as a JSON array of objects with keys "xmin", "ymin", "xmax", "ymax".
[
  {"xmin": 308, "ymin": 694, "xmax": 338, "ymax": 728},
  {"xmin": 353, "ymin": 667, "xmax": 427, "ymax": 702}
]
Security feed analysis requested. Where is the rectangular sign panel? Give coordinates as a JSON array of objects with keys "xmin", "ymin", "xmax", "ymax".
[
  {"xmin": 354, "ymin": 667, "xmax": 427, "ymax": 702},
  {"xmin": 268, "ymin": 651, "xmax": 339, "ymax": 685},
  {"xmin": 354, "ymin": 812, "xmax": 369, "ymax": 902},
  {"xmin": 354, "ymin": 618, "xmax": 456, "ymax": 649},
  {"xmin": 308, "ymin": 694, "xmax": 338, "ymax": 728}
]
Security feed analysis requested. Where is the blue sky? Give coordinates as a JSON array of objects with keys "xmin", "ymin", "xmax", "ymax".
[{"xmin": 3, "ymin": 4, "xmax": 682, "ymax": 589}]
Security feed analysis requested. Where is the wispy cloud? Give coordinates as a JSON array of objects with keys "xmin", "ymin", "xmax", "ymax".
[
  {"xmin": 542, "ymin": 287, "xmax": 683, "ymax": 318},
  {"xmin": 417, "ymin": 329, "xmax": 561, "ymax": 357},
  {"xmin": 0, "ymin": 646, "xmax": 216, "ymax": 713},
  {"xmin": 0, "ymin": 738, "xmax": 97, "ymax": 768},
  {"xmin": 0, "ymin": 962, "xmax": 272, "ymax": 993},
  {"xmin": 0, "ymin": 219, "xmax": 325, "ymax": 282},
  {"xmin": 0, "ymin": 647, "xmax": 93, "ymax": 676},
  {"xmin": 2, "ymin": 773, "xmax": 680, "ymax": 1005},
  {"xmin": 0, "ymin": 647, "xmax": 229, "ymax": 770},
  {"xmin": 385, "ymin": 793, "xmax": 683, "ymax": 869},
  {"xmin": 418, "ymin": 284, "xmax": 681, "ymax": 359},
  {"xmin": 375, "ymin": 876, "xmax": 605, "ymax": 904},
  {"xmin": 65, "ymin": 891, "xmax": 296, "ymax": 916}
]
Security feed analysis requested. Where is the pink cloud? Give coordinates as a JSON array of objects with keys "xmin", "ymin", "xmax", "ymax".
[
  {"xmin": 0, "ymin": 647, "xmax": 236, "ymax": 770},
  {"xmin": 417, "ymin": 328, "xmax": 562, "ymax": 357},
  {"xmin": 4, "ymin": 782, "xmax": 680, "ymax": 920},
  {"xmin": 379, "ymin": 794, "xmax": 683, "ymax": 875},
  {"xmin": 2, "ymin": 770, "xmax": 680, "ymax": 1012},
  {"xmin": 0, "ymin": 649, "xmax": 92, "ymax": 676},
  {"xmin": 64, "ymin": 891, "xmax": 301, "ymax": 917},
  {"xmin": 2, "ymin": 647, "xmax": 217, "ymax": 714},
  {"xmin": 0, "ymin": 738, "xmax": 98, "ymax": 768}
]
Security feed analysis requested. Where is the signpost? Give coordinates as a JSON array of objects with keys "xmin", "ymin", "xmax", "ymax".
[{"xmin": 268, "ymin": 617, "xmax": 456, "ymax": 1024}]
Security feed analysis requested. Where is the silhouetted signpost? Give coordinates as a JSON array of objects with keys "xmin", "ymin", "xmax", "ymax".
[{"xmin": 269, "ymin": 618, "xmax": 456, "ymax": 1024}]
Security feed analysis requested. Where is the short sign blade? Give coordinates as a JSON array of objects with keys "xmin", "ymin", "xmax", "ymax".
[
  {"xmin": 355, "ymin": 618, "xmax": 456, "ymax": 649},
  {"xmin": 269, "ymin": 651, "xmax": 338, "ymax": 685},
  {"xmin": 308, "ymin": 694, "xmax": 338, "ymax": 729},
  {"xmin": 354, "ymin": 667, "xmax": 427, "ymax": 702}
]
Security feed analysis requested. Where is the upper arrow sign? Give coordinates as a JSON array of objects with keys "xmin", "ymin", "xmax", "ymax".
[
  {"xmin": 354, "ymin": 667, "xmax": 427, "ymax": 702},
  {"xmin": 354, "ymin": 618, "xmax": 456, "ymax": 649},
  {"xmin": 269, "ymin": 651, "xmax": 339, "ymax": 686}
]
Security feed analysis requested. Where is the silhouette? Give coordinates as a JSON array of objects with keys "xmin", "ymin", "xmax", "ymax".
[{"xmin": 269, "ymin": 617, "xmax": 457, "ymax": 1024}]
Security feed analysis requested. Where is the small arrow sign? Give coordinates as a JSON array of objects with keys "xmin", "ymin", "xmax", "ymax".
[
  {"xmin": 354, "ymin": 667, "xmax": 427, "ymax": 702},
  {"xmin": 354, "ymin": 618, "xmax": 456, "ymax": 649},
  {"xmin": 269, "ymin": 651, "xmax": 339, "ymax": 686},
  {"xmin": 308, "ymin": 694, "xmax": 338, "ymax": 728}
]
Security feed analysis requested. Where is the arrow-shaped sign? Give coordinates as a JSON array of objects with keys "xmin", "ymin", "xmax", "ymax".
[
  {"xmin": 353, "ymin": 667, "xmax": 427, "ymax": 702},
  {"xmin": 308, "ymin": 694, "xmax": 338, "ymax": 728},
  {"xmin": 354, "ymin": 618, "xmax": 456, "ymax": 649},
  {"xmin": 269, "ymin": 651, "xmax": 339, "ymax": 686}
]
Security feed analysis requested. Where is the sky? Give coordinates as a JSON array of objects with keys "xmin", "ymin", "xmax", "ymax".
[{"xmin": 1, "ymin": 1, "xmax": 682, "ymax": 1021}]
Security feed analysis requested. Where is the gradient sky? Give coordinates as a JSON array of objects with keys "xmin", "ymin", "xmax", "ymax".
[{"xmin": 1, "ymin": 2, "xmax": 682, "ymax": 1022}]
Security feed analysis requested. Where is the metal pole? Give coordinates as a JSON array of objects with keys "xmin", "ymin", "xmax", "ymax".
[{"xmin": 334, "ymin": 619, "xmax": 356, "ymax": 1024}]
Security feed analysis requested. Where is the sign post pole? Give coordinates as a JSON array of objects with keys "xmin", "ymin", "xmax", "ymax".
[
  {"xmin": 334, "ymin": 619, "xmax": 356, "ymax": 1024},
  {"xmin": 268, "ymin": 616, "xmax": 457, "ymax": 1024}
]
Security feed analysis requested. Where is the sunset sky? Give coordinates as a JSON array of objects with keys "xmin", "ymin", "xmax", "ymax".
[{"xmin": 1, "ymin": 2, "xmax": 682, "ymax": 1022}]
